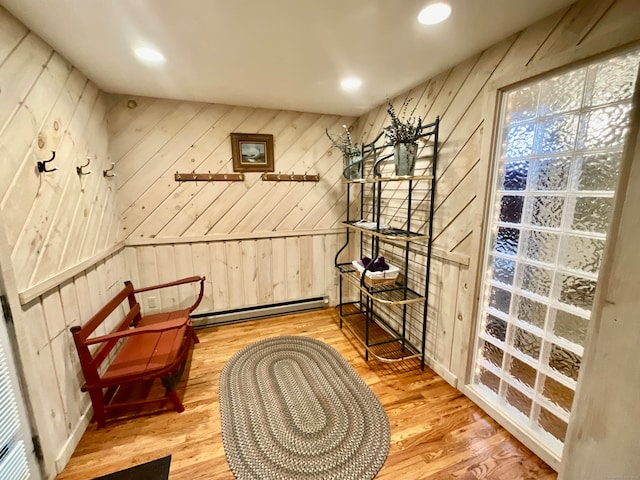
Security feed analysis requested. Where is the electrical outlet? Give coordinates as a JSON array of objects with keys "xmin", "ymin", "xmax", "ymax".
[
  {"xmin": 334, "ymin": 274, "xmax": 339, "ymax": 286},
  {"xmin": 147, "ymin": 296, "xmax": 157, "ymax": 309}
]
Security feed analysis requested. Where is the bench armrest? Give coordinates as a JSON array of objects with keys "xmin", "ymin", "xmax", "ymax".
[
  {"xmin": 84, "ymin": 317, "xmax": 190, "ymax": 346},
  {"xmin": 132, "ymin": 275, "xmax": 204, "ymax": 294},
  {"xmin": 130, "ymin": 276, "xmax": 206, "ymax": 313}
]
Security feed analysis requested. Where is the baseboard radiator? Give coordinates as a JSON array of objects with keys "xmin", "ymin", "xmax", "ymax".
[{"xmin": 191, "ymin": 296, "xmax": 329, "ymax": 328}]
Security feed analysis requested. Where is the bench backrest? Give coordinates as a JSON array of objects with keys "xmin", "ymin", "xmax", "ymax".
[{"xmin": 70, "ymin": 283, "xmax": 139, "ymax": 385}]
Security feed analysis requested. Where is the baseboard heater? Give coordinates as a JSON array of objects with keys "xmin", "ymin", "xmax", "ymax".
[{"xmin": 191, "ymin": 296, "xmax": 329, "ymax": 328}]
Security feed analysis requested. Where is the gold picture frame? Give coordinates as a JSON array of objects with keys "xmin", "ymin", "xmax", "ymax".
[{"xmin": 231, "ymin": 133, "xmax": 275, "ymax": 172}]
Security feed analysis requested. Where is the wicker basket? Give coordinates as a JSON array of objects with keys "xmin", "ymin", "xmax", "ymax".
[{"xmin": 352, "ymin": 260, "xmax": 399, "ymax": 287}]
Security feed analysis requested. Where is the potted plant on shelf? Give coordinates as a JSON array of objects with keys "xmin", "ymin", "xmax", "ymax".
[
  {"xmin": 383, "ymin": 98, "xmax": 424, "ymax": 176},
  {"xmin": 326, "ymin": 125, "xmax": 362, "ymax": 180}
]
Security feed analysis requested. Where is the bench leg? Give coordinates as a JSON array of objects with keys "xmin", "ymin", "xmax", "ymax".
[
  {"xmin": 87, "ymin": 387, "xmax": 107, "ymax": 428},
  {"xmin": 161, "ymin": 372, "xmax": 186, "ymax": 413},
  {"xmin": 167, "ymin": 390, "xmax": 185, "ymax": 413}
]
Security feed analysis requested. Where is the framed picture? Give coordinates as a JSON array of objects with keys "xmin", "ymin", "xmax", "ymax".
[{"xmin": 231, "ymin": 133, "xmax": 275, "ymax": 172}]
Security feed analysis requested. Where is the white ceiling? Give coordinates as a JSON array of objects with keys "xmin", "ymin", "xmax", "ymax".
[{"xmin": 0, "ymin": 0, "xmax": 576, "ymax": 116}]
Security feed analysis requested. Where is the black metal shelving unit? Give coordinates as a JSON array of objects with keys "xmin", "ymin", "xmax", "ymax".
[{"xmin": 334, "ymin": 118, "xmax": 439, "ymax": 370}]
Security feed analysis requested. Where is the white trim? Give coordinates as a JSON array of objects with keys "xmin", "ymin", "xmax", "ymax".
[
  {"xmin": 54, "ymin": 405, "xmax": 92, "ymax": 475},
  {"xmin": 18, "ymin": 243, "xmax": 124, "ymax": 305},
  {"xmin": 424, "ymin": 355, "xmax": 458, "ymax": 388},
  {"xmin": 124, "ymin": 229, "xmax": 344, "ymax": 245},
  {"xmin": 464, "ymin": 383, "xmax": 561, "ymax": 472}
]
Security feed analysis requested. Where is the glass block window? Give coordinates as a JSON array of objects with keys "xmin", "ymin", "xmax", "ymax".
[{"xmin": 472, "ymin": 49, "xmax": 640, "ymax": 457}]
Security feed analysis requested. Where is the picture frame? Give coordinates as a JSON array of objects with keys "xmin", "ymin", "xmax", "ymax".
[{"xmin": 231, "ymin": 133, "xmax": 275, "ymax": 172}]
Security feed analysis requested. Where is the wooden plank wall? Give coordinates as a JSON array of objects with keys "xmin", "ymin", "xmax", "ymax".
[
  {"xmin": 0, "ymin": 6, "xmax": 125, "ymax": 479},
  {"xmin": 108, "ymin": 95, "xmax": 354, "ymax": 239},
  {"xmin": 107, "ymin": 95, "xmax": 357, "ymax": 309},
  {"xmin": 350, "ymin": 0, "xmax": 640, "ymax": 387},
  {"xmin": 122, "ymin": 233, "xmax": 344, "ymax": 314},
  {"xmin": 0, "ymin": 8, "xmax": 120, "ymax": 294}
]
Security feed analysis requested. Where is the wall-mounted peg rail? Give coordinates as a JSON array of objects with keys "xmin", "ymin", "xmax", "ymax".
[
  {"xmin": 174, "ymin": 171, "xmax": 245, "ymax": 182},
  {"xmin": 261, "ymin": 172, "xmax": 319, "ymax": 182}
]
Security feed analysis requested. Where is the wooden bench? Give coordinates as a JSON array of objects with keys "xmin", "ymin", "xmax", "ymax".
[{"xmin": 70, "ymin": 275, "xmax": 205, "ymax": 427}]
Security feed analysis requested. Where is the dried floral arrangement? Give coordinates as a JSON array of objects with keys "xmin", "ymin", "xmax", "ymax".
[
  {"xmin": 326, "ymin": 125, "xmax": 361, "ymax": 158},
  {"xmin": 383, "ymin": 97, "xmax": 424, "ymax": 145}
]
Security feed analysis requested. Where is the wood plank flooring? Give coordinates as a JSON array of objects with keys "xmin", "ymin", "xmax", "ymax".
[{"xmin": 55, "ymin": 308, "xmax": 556, "ymax": 480}]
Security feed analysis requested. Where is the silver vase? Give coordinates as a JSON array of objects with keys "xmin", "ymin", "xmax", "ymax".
[
  {"xmin": 393, "ymin": 142, "xmax": 418, "ymax": 176},
  {"xmin": 343, "ymin": 154, "xmax": 362, "ymax": 180}
]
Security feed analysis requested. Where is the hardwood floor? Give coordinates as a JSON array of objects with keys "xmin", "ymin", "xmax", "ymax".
[{"xmin": 55, "ymin": 308, "xmax": 557, "ymax": 480}]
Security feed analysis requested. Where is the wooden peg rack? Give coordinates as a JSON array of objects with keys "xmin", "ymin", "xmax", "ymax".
[
  {"xmin": 174, "ymin": 172, "xmax": 244, "ymax": 182},
  {"xmin": 261, "ymin": 173, "xmax": 320, "ymax": 182}
]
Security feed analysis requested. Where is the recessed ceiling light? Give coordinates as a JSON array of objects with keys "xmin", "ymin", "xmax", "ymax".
[
  {"xmin": 341, "ymin": 77, "xmax": 362, "ymax": 91},
  {"xmin": 418, "ymin": 2, "xmax": 451, "ymax": 25},
  {"xmin": 134, "ymin": 47, "xmax": 165, "ymax": 64}
]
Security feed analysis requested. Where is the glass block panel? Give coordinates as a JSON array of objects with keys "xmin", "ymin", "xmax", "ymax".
[
  {"xmin": 502, "ymin": 160, "xmax": 529, "ymax": 190},
  {"xmin": 562, "ymin": 235, "xmax": 605, "ymax": 274},
  {"xmin": 573, "ymin": 152, "xmax": 621, "ymax": 192},
  {"xmin": 515, "ymin": 295, "xmax": 547, "ymax": 329},
  {"xmin": 485, "ymin": 314, "xmax": 508, "ymax": 342},
  {"xmin": 479, "ymin": 340, "xmax": 504, "ymax": 369},
  {"xmin": 527, "ymin": 196, "xmax": 564, "ymax": 228},
  {"xmin": 558, "ymin": 273, "xmax": 596, "ymax": 311},
  {"xmin": 570, "ymin": 196, "xmax": 613, "ymax": 233},
  {"xmin": 523, "ymin": 230, "xmax": 559, "ymax": 264},
  {"xmin": 539, "ymin": 68, "xmax": 586, "ymax": 116},
  {"xmin": 474, "ymin": 50, "xmax": 640, "ymax": 455},
  {"xmin": 493, "ymin": 227, "xmax": 520, "ymax": 255},
  {"xmin": 492, "ymin": 256, "xmax": 516, "ymax": 286},
  {"xmin": 505, "ymin": 85, "xmax": 539, "ymax": 123},
  {"xmin": 499, "ymin": 195, "xmax": 524, "ymax": 223},
  {"xmin": 549, "ymin": 344, "xmax": 581, "ymax": 381},
  {"xmin": 588, "ymin": 51, "xmax": 640, "ymax": 107},
  {"xmin": 536, "ymin": 115, "xmax": 579, "ymax": 154},
  {"xmin": 489, "ymin": 286, "xmax": 511, "ymax": 314},
  {"xmin": 477, "ymin": 367, "xmax": 500, "ymax": 395},
  {"xmin": 553, "ymin": 309, "xmax": 589, "ymax": 346},
  {"xmin": 507, "ymin": 356, "xmax": 537, "ymax": 389},
  {"xmin": 513, "ymin": 327, "xmax": 542, "ymax": 361},
  {"xmin": 578, "ymin": 104, "xmax": 632, "ymax": 151},
  {"xmin": 529, "ymin": 157, "xmax": 570, "ymax": 191},
  {"xmin": 518, "ymin": 263, "xmax": 553, "ymax": 297},
  {"xmin": 505, "ymin": 123, "xmax": 535, "ymax": 159},
  {"xmin": 537, "ymin": 407, "xmax": 568, "ymax": 443},
  {"xmin": 542, "ymin": 375, "xmax": 575, "ymax": 413},
  {"xmin": 505, "ymin": 384, "xmax": 532, "ymax": 417}
]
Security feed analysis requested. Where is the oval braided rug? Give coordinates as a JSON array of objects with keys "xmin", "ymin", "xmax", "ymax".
[{"xmin": 219, "ymin": 336, "xmax": 390, "ymax": 479}]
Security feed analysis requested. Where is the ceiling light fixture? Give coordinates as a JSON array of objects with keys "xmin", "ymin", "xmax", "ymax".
[
  {"xmin": 134, "ymin": 46, "xmax": 165, "ymax": 64},
  {"xmin": 340, "ymin": 77, "xmax": 362, "ymax": 92},
  {"xmin": 418, "ymin": 2, "xmax": 451, "ymax": 25}
]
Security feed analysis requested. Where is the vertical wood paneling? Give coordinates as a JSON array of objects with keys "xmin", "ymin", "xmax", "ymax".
[
  {"xmin": 241, "ymin": 240, "xmax": 258, "ymax": 306},
  {"xmin": 210, "ymin": 242, "xmax": 230, "ymax": 311}
]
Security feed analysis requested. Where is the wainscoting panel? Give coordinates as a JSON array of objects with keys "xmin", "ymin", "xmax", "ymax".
[{"xmin": 122, "ymin": 232, "xmax": 346, "ymax": 317}]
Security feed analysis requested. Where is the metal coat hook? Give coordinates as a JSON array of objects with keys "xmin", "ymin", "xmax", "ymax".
[
  {"xmin": 37, "ymin": 151, "xmax": 59, "ymax": 173},
  {"xmin": 103, "ymin": 162, "xmax": 116, "ymax": 177},
  {"xmin": 76, "ymin": 157, "xmax": 92, "ymax": 176}
]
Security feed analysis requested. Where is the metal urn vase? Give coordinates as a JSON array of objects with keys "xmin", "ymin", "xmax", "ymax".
[
  {"xmin": 393, "ymin": 142, "xmax": 418, "ymax": 176},
  {"xmin": 343, "ymin": 154, "xmax": 362, "ymax": 180}
]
